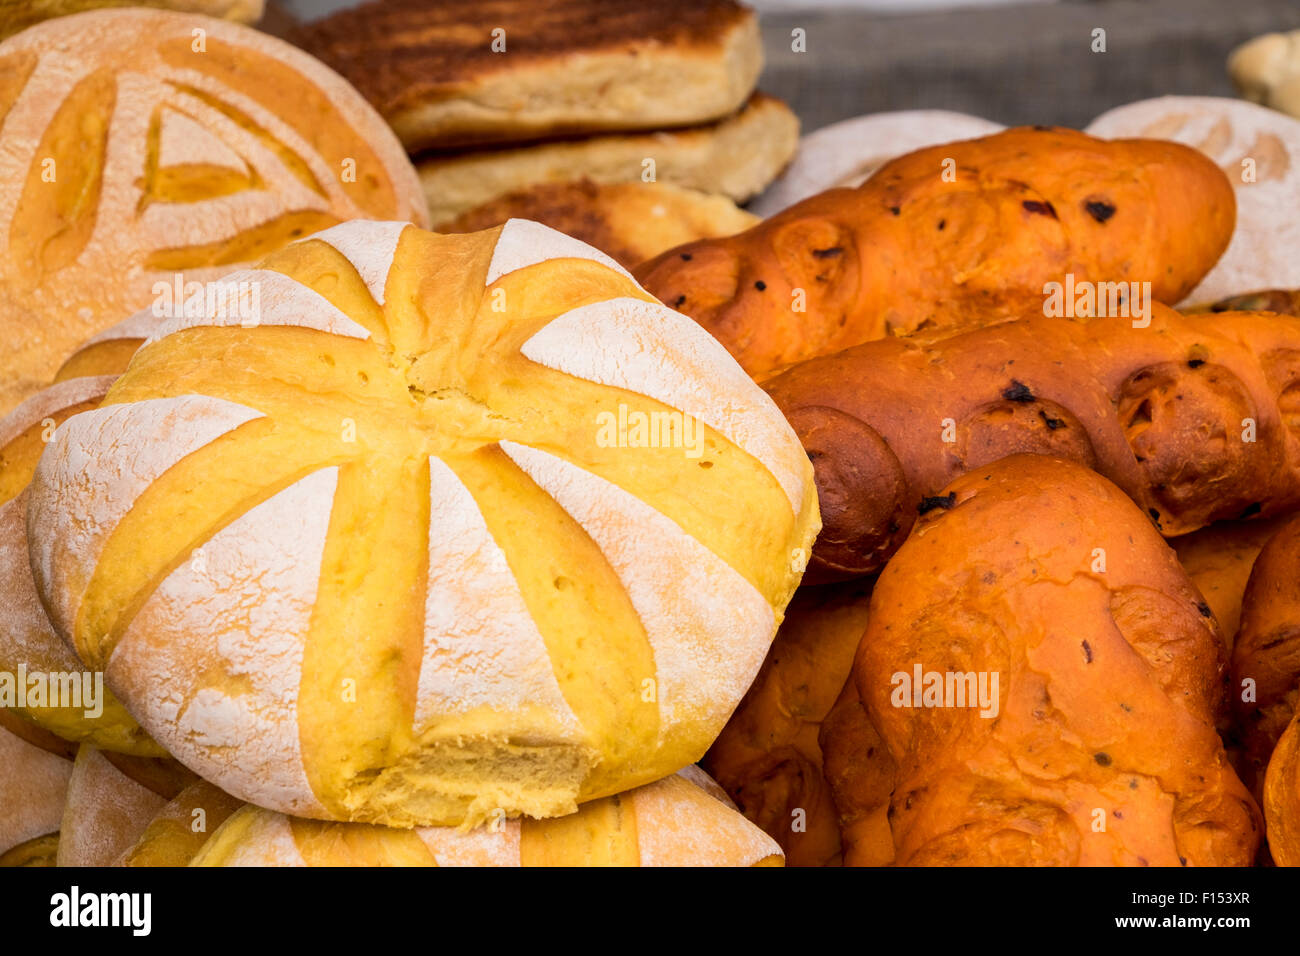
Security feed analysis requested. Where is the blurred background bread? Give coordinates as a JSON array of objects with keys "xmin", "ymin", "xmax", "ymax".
[{"xmin": 0, "ymin": 0, "xmax": 264, "ymax": 39}]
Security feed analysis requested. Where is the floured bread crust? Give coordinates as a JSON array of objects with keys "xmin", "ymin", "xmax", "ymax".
[
  {"xmin": 191, "ymin": 769, "xmax": 783, "ymax": 867},
  {"xmin": 28, "ymin": 219, "xmax": 820, "ymax": 828},
  {"xmin": 1087, "ymin": 95, "xmax": 1300, "ymax": 304}
]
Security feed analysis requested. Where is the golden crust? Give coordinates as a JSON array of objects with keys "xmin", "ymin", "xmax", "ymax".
[{"xmin": 437, "ymin": 179, "xmax": 758, "ymax": 269}]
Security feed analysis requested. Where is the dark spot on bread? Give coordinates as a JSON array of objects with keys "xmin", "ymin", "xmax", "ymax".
[
  {"xmin": 1240, "ymin": 502, "xmax": 1262, "ymax": 518},
  {"xmin": 1196, "ymin": 602, "xmax": 1211, "ymax": 618},
  {"xmin": 1038, "ymin": 409, "xmax": 1065, "ymax": 430},
  {"xmin": 811, "ymin": 246, "xmax": 843, "ymax": 259},
  {"xmin": 1084, "ymin": 199, "xmax": 1116, "ymax": 223},
  {"xmin": 918, "ymin": 493, "xmax": 957, "ymax": 515},
  {"xmin": 1187, "ymin": 358, "xmax": 1205, "ymax": 368},
  {"xmin": 1082, "ymin": 640, "xmax": 1092, "ymax": 663},
  {"xmin": 754, "ymin": 280, "xmax": 766, "ymax": 291},
  {"xmin": 1094, "ymin": 752, "xmax": 1112, "ymax": 767},
  {"xmin": 1002, "ymin": 380, "xmax": 1035, "ymax": 403},
  {"xmin": 937, "ymin": 219, "xmax": 946, "ymax": 231},
  {"xmin": 888, "ymin": 205, "xmax": 900, "ymax": 216},
  {"xmin": 1022, "ymin": 200, "xmax": 1057, "ymax": 218},
  {"xmin": 672, "ymin": 294, "xmax": 686, "ymax": 307},
  {"xmin": 679, "ymin": 252, "xmax": 692, "ymax": 261}
]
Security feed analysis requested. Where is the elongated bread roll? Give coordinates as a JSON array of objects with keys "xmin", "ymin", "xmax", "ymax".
[
  {"xmin": 0, "ymin": 709, "xmax": 74, "ymax": 866},
  {"xmin": 855, "ymin": 455, "xmax": 1259, "ymax": 866}
]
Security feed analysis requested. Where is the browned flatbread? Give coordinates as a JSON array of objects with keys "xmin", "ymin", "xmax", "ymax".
[{"xmin": 293, "ymin": 0, "xmax": 762, "ymax": 151}]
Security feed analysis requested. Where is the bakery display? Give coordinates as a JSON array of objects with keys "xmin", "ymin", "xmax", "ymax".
[
  {"xmin": 437, "ymin": 180, "xmax": 759, "ymax": 270},
  {"xmin": 636, "ymin": 126, "xmax": 1233, "ymax": 378},
  {"xmin": 0, "ymin": 708, "xmax": 74, "ymax": 866},
  {"xmin": 703, "ymin": 580, "xmax": 872, "ymax": 867},
  {"xmin": 749, "ymin": 110, "xmax": 1003, "ymax": 217},
  {"xmin": 1229, "ymin": 31, "xmax": 1300, "ymax": 121},
  {"xmin": 853, "ymin": 456, "xmax": 1258, "ymax": 866},
  {"xmin": 55, "ymin": 745, "xmax": 196, "ymax": 867},
  {"xmin": 765, "ymin": 305, "xmax": 1300, "ymax": 580},
  {"xmin": 292, "ymin": 0, "xmax": 762, "ymax": 152},
  {"xmin": 27, "ymin": 219, "xmax": 819, "ymax": 828},
  {"xmin": 190, "ymin": 769, "xmax": 783, "ymax": 867},
  {"xmin": 1086, "ymin": 97, "xmax": 1300, "ymax": 305},
  {"xmin": 1232, "ymin": 513, "xmax": 1300, "ymax": 797},
  {"xmin": 0, "ymin": 314, "xmax": 162, "ymax": 755},
  {"xmin": 417, "ymin": 93, "xmax": 799, "ymax": 225},
  {"xmin": 0, "ymin": 7, "xmax": 426, "ymax": 414}
]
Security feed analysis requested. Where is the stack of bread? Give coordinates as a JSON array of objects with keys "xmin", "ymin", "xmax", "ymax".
[{"xmin": 290, "ymin": 0, "xmax": 795, "ymax": 261}]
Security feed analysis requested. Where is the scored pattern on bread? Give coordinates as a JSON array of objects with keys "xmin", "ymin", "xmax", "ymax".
[
  {"xmin": 853, "ymin": 456, "xmax": 1259, "ymax": 866},
  {"xmin": 27, "ymin": 218, "xmax": 819, "ymax": 828},
  {"xmin": 765, "ymin": 304, "xmax": 1300, "ymax": 581},
  {"xmin": 635, "ymin": 126, "xmax": 1235, "ymax": 379},
  {"xmin": 190, "ymin": 770, "xmax": 783, "ymax": 867},
  {"xmin": 0, "ymin": 8, "xmax": 427, "ymax": 414}
]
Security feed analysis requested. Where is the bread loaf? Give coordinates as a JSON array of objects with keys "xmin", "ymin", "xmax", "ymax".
[
  {"xmin": 0, "ymin": 708, "xmax": 73, "ymax": 866},
  {"xmin": 854, "ymin": 455, "xmax": 1258, "ymax": 866},
  {"xmin": 292, "ymin": 0, "xmax": 762, "ymax": 152},
  {"xmin": 437, "ymin": 180, "xmax": 759, "ymax": 270},
  {"xmin": 0, "ymin": 314, "xmax": 163, "ymax": 755},
  {"xmin": 819, "ymin": 679, "xmax": 896, "ymax": 867},
  {"xmin": 1265, "ymin": 715, "xmax": 1300, "ymax": 865},
  {"xmin": 1, "ymin": 0, "xmax": 264, "ymax": 40},
  {"xmin": 28, "ymin": 219, "xmax": 819, "ymax": 828},
  {"xmin": 635, "ymin": 126, "xmax": 1234, "ymax": 378},
  {"xmin": 0, "ymin": 8, "xmax": 426, "ymax": 413},
  {"xmin": 115, "ymin": 780, "xmax": 242, "ymax": 867},
  {"xmin": 56, "ymin": 744, "xmax": 195, "ymax": 867},
  {"xmin": 703, "ymin": 580, "xmax": 871, "ymax": 867},
  {"xmin": 765, "ymin": 305, "xmax": 1300, "ymax": 580},
  {"xmin": 191, "ymin": 769, "xmax": 783, "ymax": 867},
  {"xmin": 1229, "ymin": 31, "xmax": 1300, "ymax": 121},
  {"xmin": 1087, "ymin": 96, "xmax": 1300, "ymax": 305},
  {"xmin": 1231, "ymin": 513, "xmax": 1300, "ymax": 795}
]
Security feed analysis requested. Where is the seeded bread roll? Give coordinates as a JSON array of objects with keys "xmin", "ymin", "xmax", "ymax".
[
  {"xmin": 191, "ymin": 769, "xmax": 783, "ymax": 867},
  {"xmin": 1231, "ymin": 513, "xmax": 1300, "ymax": 797},
  {"xmin": 0, "ymin": 708, "xmax": 74, "ymax": 866},
  {"xmin": 0, "ymin": 314, "xmax": 162, "ymax": 755},
  {"xmin": 854, "ymin": 455, "xmax": 1258, "ymax": 866},
  {"xmin": 0, "ymin": 8, "xmax": 426, "ymax": 414},
  {"xmin": 56, "ymin": 744, "xmax": 196, "ymax": 867},
  {"xmin": 635, "ymin": 126, "xmax": 1234, "ymax": 378},
  {"xmin": 703, "ymin": 580, "xmax": 872, "ymax": 867},
  {"xmin": 28, "ymin": 219, "xmax": 818, "ymax": 828},
  {"xmin": 765, "ymin": 305, "xmax": 1300, "ymax": 581}
]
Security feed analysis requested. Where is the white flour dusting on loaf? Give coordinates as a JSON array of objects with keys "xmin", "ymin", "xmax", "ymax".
[
  {"xmin": 485, "ymin": 218, "xmax": 632, "ymax": 285},
  {"xmin": 303, "ymin": 221, "xmax": 409, "ymax": 306}
]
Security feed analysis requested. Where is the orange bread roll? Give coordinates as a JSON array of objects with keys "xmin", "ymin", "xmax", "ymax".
[
  {"xmin": 703, "ymin": 580, "xmax": 871, "ymax": 866},
  {"xmin": 635, "ymin": 126, "xmax": 1234, "ymax": 378},
  {"xmin": 1265, "ymin": 715, "xmax": 1300, "ymax": 866},
  {"xmin": 853, "ymin": 455, "xmax": 1258, "ymax": 866},
  {"xmin": 819, "ymin": 678, "xmax": 896, "ymax": 867},
  {"xmin": 765, "ymin": 305, "xmax": 1300, "ymax": 581}
]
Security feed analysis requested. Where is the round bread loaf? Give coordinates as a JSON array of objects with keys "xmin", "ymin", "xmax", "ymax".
[
  {"xmin": 0, "ymin": 314, "xmax": 163, "ymax": 755},
  {"xmin": 0, "ymin": 708, "xmax": 74, "ymax": 866},
  {"xmin": 29, "ymin": 218, "xmax": 820, "ymax": 828},
  {"xmin": 190, "ymin": 769, "xmax": 783, "ymax": 867},
  {"xmin": 56, "ymin": 744, "xmax": 196, "ymax": 867},
  {"xmin": 0, "ymin": 7, "xmax": 427, "ymax": 414}
]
